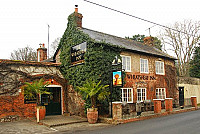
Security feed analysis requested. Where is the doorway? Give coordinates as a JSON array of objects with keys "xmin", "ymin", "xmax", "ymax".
[
  {"xmin": 41, "ymin": 87, "xmax": 61, "ymax": 115},
  {"xmin": 179, "ymin": 87, "xmax": 184, "ymax": 107}
]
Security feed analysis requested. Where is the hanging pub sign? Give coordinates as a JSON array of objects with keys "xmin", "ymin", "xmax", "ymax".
[
  {"xmin": 113, "ymin": 71, "xmax": 122, "ymax": 87},
  {"xmin": 71, "ymin": 42, "xmax": 87, "ymax": 65}
]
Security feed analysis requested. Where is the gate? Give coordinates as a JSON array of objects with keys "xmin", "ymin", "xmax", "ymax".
[{"xmin": 41, "ymin": 87, "xmax": 61, "ymax": 115}]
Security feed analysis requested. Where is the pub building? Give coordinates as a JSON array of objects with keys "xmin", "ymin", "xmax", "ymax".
[
  {"xmin": 0, "ymin": 6, "xmax": 178, "ymax": 121},
  {"xmin": 53, "ymin": 6, "xmax": 178, "ymax": 115}
]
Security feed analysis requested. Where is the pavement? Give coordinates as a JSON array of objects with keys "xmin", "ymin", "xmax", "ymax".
[
  {"xmin": 0, "ymin": 118, "xmax": 111, "ymax": 134},
  {"xmin": 39, "ymin": 115, "xmax": 87, "ymax": 127}
]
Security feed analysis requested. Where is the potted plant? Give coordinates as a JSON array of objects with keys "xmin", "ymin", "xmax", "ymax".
[
  {"xmin": 78, "ymin": 79, "xmax": 109, "ymax": 124},
  {"xmin": 23, "ymin": 78, "xmax": 50, "ymax": 121}
]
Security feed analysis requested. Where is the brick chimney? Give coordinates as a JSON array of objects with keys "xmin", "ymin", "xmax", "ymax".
[
  {"xmin": 143, "ymin": 36, "xmax": 154, "ymax": 46},
  {"xmin": 74, "ymin": 5, "xmax": 83, "ymax": 28},
  {"xmin": 37, "ymin": 43, "xmax": 47, "ymax": 62}
]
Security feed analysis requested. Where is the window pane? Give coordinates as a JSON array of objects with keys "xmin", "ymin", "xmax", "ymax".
[
  {"xmin": 161, "ymin": 62, "xmax": 164, "ymax": 73},
  {"xmin": 156, "ymin": 62, "xmax": 158, "ymax": 73},
  {"xmin": 122, "ymin": 57, "xmax": 126, "ymax": 70},
  {"xmin": 127, "ymin": 57, "xmax": 130, "ymax": 71},
  {"xmin": 137, "ymin": 89, "xmax": 141, "ymax": 101},
  {"xmin": 128, "ymin": 89, "xmax": 131, "ymax": 102},
  {"xmin": 141, "ymin": 59, "xmax": 144, "ymax": 72},
  {"xmin": 123, "ymin": 89, "xmax": 127, "ymax": 102}
]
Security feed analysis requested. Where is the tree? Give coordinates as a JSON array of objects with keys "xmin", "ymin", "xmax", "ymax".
[
  {"xmin": 23, "ymin": 78, "xmax": 50, "ymax": 106},
  {"xmin": 77, "ymin": 79, "xmax": 109, "ymax": 108},
  {"xmin": 126, "ymin": 34, "xmax": 145, "ymax": 43},
  {"xmin": 126, "ymin": 34, "xmax": 162, "ymax": 50},
  {"xmin": 161, "ymin": 20, "xmax": 200, "ymax": 76},
  {"xmin": 189, "ymin": 44, "xmax": 200, "ymax": 78},
  {"xmin": 10, "ymin": 46, "xmax": 37, "ymax": 61},
  {"xmin": 153, "ymin": 37, "xmax": 162, "ymax": 50},
  {"xmin": 50, "ymin": 37, "xmax": 61, "ymax": 57}
]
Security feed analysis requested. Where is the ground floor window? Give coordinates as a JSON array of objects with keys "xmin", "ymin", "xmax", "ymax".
[
  {"xmin": 121, "ymin": 88, "xmax": 133, "ymax": 103},
  {"xmin": 137, "ymin": 88, "xmax": 146, "ymax": 102},
  {"xmin": 24, "ymin": 94, "xmax": 37, "ymax": 104},
  {"xmin": 156, "ymin": 88, "xmax": 166, "ymax": 99}
]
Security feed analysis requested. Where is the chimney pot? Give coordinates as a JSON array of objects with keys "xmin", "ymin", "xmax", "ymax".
[{"xmin": 75, "ymin": 5, "xmax": 78, "ymax": 13}]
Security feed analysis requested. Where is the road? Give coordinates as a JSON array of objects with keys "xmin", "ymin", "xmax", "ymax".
[{"xmin": 78, "ymin": 110, "xmax": 200, "ymax": 134}]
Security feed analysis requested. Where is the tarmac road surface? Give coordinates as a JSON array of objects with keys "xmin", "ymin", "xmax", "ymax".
[{"xmin": 78, "ymin": 110, "xmax": 200, "ymax": 134}]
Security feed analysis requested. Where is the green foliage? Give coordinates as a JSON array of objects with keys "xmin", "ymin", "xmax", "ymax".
[
  {"xmin": 153, "ymin": 37, "xmax": 162, "ymax": 50},
  {"xmin": 126, "ymin": 34, "xmax": 145, "ymax": 43},
  {"xmin": 126, "ymin": 34, "xmax": 162, "ymax": 50},
  {"xmin": 23, "ymin": 78, "xmax": 50, "ymax": 106},
  {"xmin": 77, "ymin": 79, "xmax": 109, "ymax": 108},
  {"xmin": 59, "ymin": 12, "xmax": 122, "ymax": 113},
  {"xmin": 190, "ymin": 45, "xmax": 200, "ymax": 78}
]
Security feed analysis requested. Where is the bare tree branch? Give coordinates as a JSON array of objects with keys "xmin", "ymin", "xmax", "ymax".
[
  {"xmin": 161, "ymin": 20, "xmax": 200, "ymax": 76},
  {"xmin": 10, "ymin": 46, "xmax": 37, "ymax": 61}
]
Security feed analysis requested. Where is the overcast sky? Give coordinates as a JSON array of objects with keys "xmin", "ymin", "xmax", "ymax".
[{"xmin": 0, "ymin": 0, "xmax": 199, "ymax": 59}]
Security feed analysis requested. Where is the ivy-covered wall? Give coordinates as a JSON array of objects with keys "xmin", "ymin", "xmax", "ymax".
[{"xmin": 59, "ymin": 12, "xmax": 122, "ymax": 114}]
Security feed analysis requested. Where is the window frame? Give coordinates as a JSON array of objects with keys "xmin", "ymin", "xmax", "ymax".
[
  {"xmin": 140, "ymin": 58, "xmax": 149, "ymax": 74},
  {"xmin": 121, "ymin": 88, "xmax": 133, "ymax": 103},
  {"xmin": 137, "ymin": 88, "xmax": 146, "ymax": 102},
  {"xmin": 155, "ymin": 61, "xmax": 165, "ymax": 75},
  {"xmin": 121, "ymin": 55, "xmax": 131, "ymax": 72},
  {"xmin": 156, "ymin": 88, "xmax": 166, "ymax": 99}
]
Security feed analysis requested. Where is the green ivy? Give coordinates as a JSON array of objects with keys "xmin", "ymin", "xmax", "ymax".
[{"xmin": 59, "ymin": 12, "xmax": 123, "ymax": 114}]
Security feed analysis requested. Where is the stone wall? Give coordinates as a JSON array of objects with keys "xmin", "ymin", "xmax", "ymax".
[
  {"xmin": 66, "ymin": 85, "xmax": 85, "ymax": 117},
  {"xmin": 55, "ymin": 50, "xmax": 61, "ymax": 64}
]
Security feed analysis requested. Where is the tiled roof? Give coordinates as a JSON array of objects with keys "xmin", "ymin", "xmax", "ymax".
[
  {"xmin": 41, "ymin": 57, "xmax": 54, "ymax": 62},
  {"xmin": 81, "ymin": 28, "xmax": 176, "ymax": 60},
  {"xmin": 0, "ymin": 59, "xmax": 61, "ymax": 66}
]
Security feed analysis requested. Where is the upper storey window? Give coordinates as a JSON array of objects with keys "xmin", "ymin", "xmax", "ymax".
[
  {"xmin": 140, "ymin": 58, "xmax": 149, "ymax": 73},
  {"xmin": 121, "ymin": 55, "xmax": 131, "ymax": 72},
  {"xmin": 155, "ymin": 61, "xmax": 164, "ymax": 75}
]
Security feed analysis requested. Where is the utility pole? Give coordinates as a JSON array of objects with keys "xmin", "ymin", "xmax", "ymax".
[{"xmin": 47, "ymin": 24, "xmax": 50, "ymax": 59}]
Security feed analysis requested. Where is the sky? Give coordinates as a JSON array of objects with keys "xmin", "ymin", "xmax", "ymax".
[{"xmin": 0, "ymin": 0, "xmax": 200, "ymax": 59}]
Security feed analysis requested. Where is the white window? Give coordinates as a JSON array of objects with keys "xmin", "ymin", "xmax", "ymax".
[
  {"xmin": 156, "ymin": 88, "xmax": 166, "ymax": 99},
  {"xmin": 121, "ymin": 88, "xmax": 133, "ymax": 103},
  {"xmin": 121, "ymin": 55, "xmax": 131, "ymax": 72},
  {"xmin": 137, "ymin": 88, "xmax": 146, "ymax": 102},
  {"xmin": 140, "ymin": 58, "xmax": 149, "ymax": 73},
  {"xmin": 155, "ymin": 61, "xmax": 164, "ymax": 75}
]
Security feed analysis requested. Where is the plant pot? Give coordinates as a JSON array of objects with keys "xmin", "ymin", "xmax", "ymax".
[
  {"xmin": 87, "ymin": 108, "xmax": 98, "ymax": 124},
  {"xmin": 35, "ymin": 106, "xmax": 46, "ymax": 120}
]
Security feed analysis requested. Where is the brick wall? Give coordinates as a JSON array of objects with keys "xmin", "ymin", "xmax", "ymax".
[
  {"xmin": 0, "ymin": 93, "xmax": 36, "ymax": 119},
  {"xmin": 120, "ymin": 51, "xmax": 177, "ymax": 103}
]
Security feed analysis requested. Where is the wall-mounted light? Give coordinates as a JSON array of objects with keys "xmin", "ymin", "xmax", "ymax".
[
  {"xmin": 112, "ymin": 56, "xmax": 122, "ymax": 65},
  {"xmin": 51, "ymin": 78, "xmax": 54, "ymax": 84}
]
